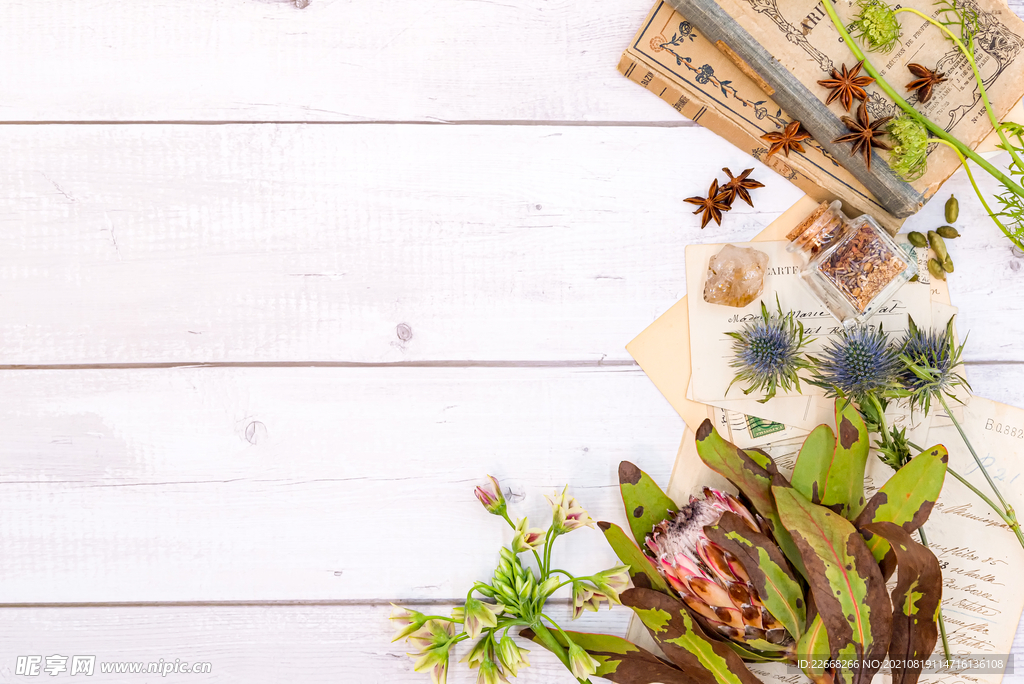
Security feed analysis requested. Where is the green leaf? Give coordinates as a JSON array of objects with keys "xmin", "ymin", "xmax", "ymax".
[
  {"xmin": 772, "ymin": 478, "xmax": 891, "ymax": 684},
  {"xmin": 820, "ymin": 401, "xmax": 870, "ymax": 518},
  {"xmin": 855, "ymin": 445, "xmax": 948, "ymax": 567},
  {"xmin": 796, "ymin": 615, "xmax": 831, "ymax": 684},
  {"xmin": 519, "ymin": 627, "xmax": 692, "ymax": 683},
  {"xmin": 860, "ymin": 522, "xmax": 942, "ymax": 684},
  {"xmin": 618, "ymin": 461, "xmax": 677, "ymax": 548},
  {"xmin": 694, "ymin": 419, "xmax": 806, "ymax": 577},
  {"xmin": 621, "ymin": 588, "xmax": 762, "ymax": 684},
  {"xmin": 704, "ymin": 511, "xmax": 806, "ymax": 640},
  {"xmin": 598, "ymin": 521, "xmax": 669, "ymax": 593},
  {"xmin": 790, "ymin": 424, "xmax": 835, "ymax": 503}
]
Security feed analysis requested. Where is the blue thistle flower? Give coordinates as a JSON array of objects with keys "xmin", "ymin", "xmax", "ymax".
[
  {"xmin": 727, "ymin": 300, "xmax": 812, "ymax": 403},
  {"xmin": 899, "ymin": 315, "xmax": 969, "ymax": 414},
  {"xmin": 809, "ymin": 324, "xmax": 902, "ymax": 404}
]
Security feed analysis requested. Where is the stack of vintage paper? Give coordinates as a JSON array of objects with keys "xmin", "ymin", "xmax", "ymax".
[{"xmin": 626, "ymin": 196, "xmax": 1024, "ymax": 684}]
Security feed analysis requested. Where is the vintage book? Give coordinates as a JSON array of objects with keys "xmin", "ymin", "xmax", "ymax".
[{"xmin": 620, "ymin": 1, "xmax": 1024, "ymax": 229}]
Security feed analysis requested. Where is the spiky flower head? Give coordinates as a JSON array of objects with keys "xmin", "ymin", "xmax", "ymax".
[
  {"xmin": 852, "ymin": 0, "xmax": 902, "ymax": 53},
  {"xmin": 809, "ymin": 324, "xmax": 903, "ymax": 404},
  {"xmin": 645, "ymin": 488, "xmax": 792, "ymax": 649},
  {"xmin": 899, "ymin": 315, "xmax": 969, "ymax": 415},
  {"xmin": 887, "ymin": 115, "xmax": 929, "ymax": 181},
  {"xmin": 727, "ymin": 299, "xmax": 812, "ymax": 403}
]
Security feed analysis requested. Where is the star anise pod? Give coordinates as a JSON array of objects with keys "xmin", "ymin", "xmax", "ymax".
[
  {"xmin": 761, "ymin": 121, "xmax": 812, "ymax": 159},
  {"xmin": 817, "ymin": 60, "xmax": 874, "ymax": 112},
  {"xmin": 719, "ymin": 168, "xmax": 764, "ymax": 207},
  {"xmin": 832, "ymin": 101, "xmax": 892, "ymax": 170},
  {"xmin": 906, "ymin": 63, "xmax": 946, "ymax": 104},
  {"xmin": 684, "ymin": 178, "xmax": 732, "ymax": 229}
]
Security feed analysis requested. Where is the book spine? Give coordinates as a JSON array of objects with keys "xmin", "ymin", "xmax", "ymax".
[{"xmin": 665, "ymin": 0, "xmax": 924, "ymax": 218}]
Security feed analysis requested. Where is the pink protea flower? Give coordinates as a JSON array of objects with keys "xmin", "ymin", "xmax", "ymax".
[{"xmin": 646, "ymin": 487, "xmax": 792, "ymax": 647}]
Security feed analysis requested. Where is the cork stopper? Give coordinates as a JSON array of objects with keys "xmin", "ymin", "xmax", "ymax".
[{"xmin": 787, "ymin": 200, "xmax": 846, "ymax": 255}]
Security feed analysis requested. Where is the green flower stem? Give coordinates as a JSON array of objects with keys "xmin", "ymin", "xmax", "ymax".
[
  {"xmin": 821, "ymin": 0, "xmax": 1024, "ymax": 203},
  {"xmin": 894, "ymin": 8, "xmax": 1024, "ymax": 172},
  {"xmin": 938, "ymin": 394, "xmax": 1024, "ymax": 550},
  {"xmin": 915, "ymin": 526, "xmax": 952, "ymax": 663},
  {"xmin": 945, "ymin": 467, "xmax": 1008, "ymax": 518},
  {"xmin": 930, "ymin": 139, "xmax": 1005, "ymax": 232},
  {"xmin": 529, "ymin": 620, "xmax": 593, "ymax": 684}
]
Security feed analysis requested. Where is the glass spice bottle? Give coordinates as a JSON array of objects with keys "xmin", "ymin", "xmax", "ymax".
[{"xmin": 786, "ymin": 200, "xmax": 917, "ymax": 326}]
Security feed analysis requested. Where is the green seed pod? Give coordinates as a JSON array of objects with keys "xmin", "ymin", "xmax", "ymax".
[
  {"xmin": 928, "ymin": 231, "xmax": 949, "ymax": 262},
  {"xmin": 936, "ymin": 225, "xmax": 960, "ymax": 239},
  {"xmin": 928, "ymin": 258, "xmax": 946, "ymax": 280},
  {"xmin": 908, "ymin": 231, "xmax": 928, "ymax": 248},
  {"xmin": 943, "ymin": 254, "xmax": 954, "ymax": 272},
  {"xmin": 909, "ymin": 274, "xmax": 919, "ymax": 282},
  {"xmin": 945, "ymin": 194, "xmax": 959, "ymax": 223}
]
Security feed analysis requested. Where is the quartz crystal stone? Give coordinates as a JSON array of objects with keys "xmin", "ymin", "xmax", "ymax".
[{"xmin": 703, "ymin": 244, "xmax": 769, "ymax": 307}]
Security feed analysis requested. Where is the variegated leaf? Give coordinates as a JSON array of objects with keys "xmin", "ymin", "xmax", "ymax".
[
  {"xmin": 820, "ymin": 401, "xmax": 870, "ymax": 518},
  {"xmin": 519, "ymin": 627, "xmax": 692, "ymax": 684},
  {"xmin": 796, "ymin": 615, "xmax": 831, "ymax": 684},
  {"xmin": 855, "ymin": 445, "xmax": 948, "ymax": 568},
  {"xmin": 619, "ymin": 461, "xmax": 677, "ymax": 548},
  {"xmin": 694, "ymin": 419, "xmax": 806, "ymax": 577},
  {"xmin": 622, "ymin": 587, "xmax": 762, "ymax": 684},
  {"xmin": 772, "ymin": 478, "xmax": 891, "ymax": 684},
  {"xmin": 790, "ymin": 424, "xmax": 835, "ymax": 503},
  {"xmin": 861, "ymin": 522, "xmax": 942, "ymax": 684},
  {"xmin": 598, "ymin": 520, "xmax": 669, "ymax": 593}
]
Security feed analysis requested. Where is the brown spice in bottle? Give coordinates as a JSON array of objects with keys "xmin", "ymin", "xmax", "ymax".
[{"xmin": 819, "ymin": 222, "xmax": 907, "ymax": 312}]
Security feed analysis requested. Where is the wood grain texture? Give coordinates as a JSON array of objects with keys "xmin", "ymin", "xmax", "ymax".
[
  {"xmin": 0, "ymin": 362, "xmax": 1017, "ymax": 604},
  {"xmin": 2, "ymin": 124, "xmax": 1023, "ymax": 366},
  {"xmin": 0, "ymin": 366, "xmax": 681, "ymax": 602},
  {"xmin": 0, "ymin": 603, "xmax": 631, "ymax": 683},
  {"xmin": 0, "ymin": 123, "xmax": 805, "ymax": 365},
  {"xmin": 0, "ymin": 0, "xmax": 672, "ymax": 123}
]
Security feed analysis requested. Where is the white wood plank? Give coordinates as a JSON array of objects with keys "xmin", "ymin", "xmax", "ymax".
[
  {"xmin": 0, "ymin": 602, "xmax": 629, "ymax": 683},
  {"xmin": 0, "ymin": 0, "xmax": 672, "ymax": 123},
  {"xmin": 0, "ymin": 366, "xmax": 682, "ymax": 602},
  {"xmin": 0, "ymin": 0, "xmax": 1021, "ymax": 124},
  {"xmin": 4, "ymin": 124, "xmax": 1024, "ymax": 366},
  {"xmin": 0, "ymin": 603, "xmax": 1022, "ymax": 684},
  {"xmin": 0, "ymin": 123, "xmax": 805, "ymax": 365},
  {"xmin": 0, "ymin": 362, "xmax": 1019, "ymax": 604}
]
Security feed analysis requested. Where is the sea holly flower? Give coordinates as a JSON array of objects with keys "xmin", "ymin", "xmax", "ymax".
[
  {"xmin": 497, "ymin": 636, "xmax": 530, "ymax": 677},
  {"xmin": 727, "ymin": 299, "xmax": 812, "ymax": 402},
  {"xmin": 511, "ymin": 517, "xmax": 544, "ymax": 553},
  {"xmin": 898, "ymin": 315, "xmax": 968, "ymax": 415},
  {"xmin": 546, "ymin": 486, "xmax": 595, "ymax": 535},
  {"xmin": 567, "ymin": 641, "xmax": 600, "ymax": 679},
  {"xmin": 809, "ymin": 324, "xmax": 904, "ymax": 405},
  {"xmin": 462, "ymin": 598, "xmax": 504, "ymax": 640},
  {"xmin": 474, "ymin": 475, "xmax": 506, "ymax": 517},
  {"xmin": 390, "ymin": 605, "xmax": 428, "ymax": 642},
  {"xmin": 646, "ymin": 488, "xmax": 792, "ymax": 647}
]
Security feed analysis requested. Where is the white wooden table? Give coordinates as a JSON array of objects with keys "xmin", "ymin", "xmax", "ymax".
[{"xmin": 2, "ymin": 1, "xmax": 1024, "ymax": 681}]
